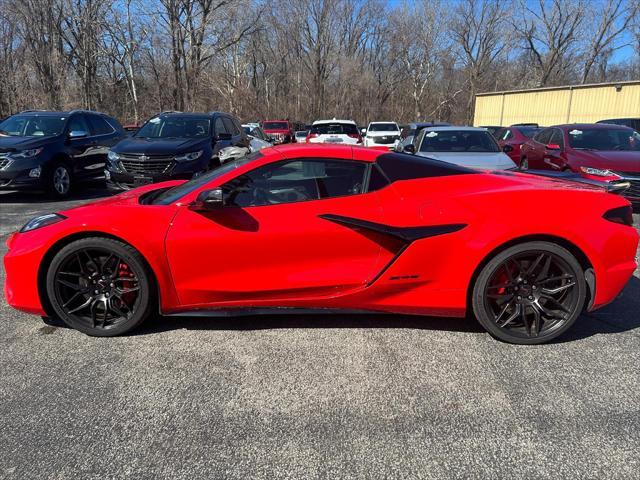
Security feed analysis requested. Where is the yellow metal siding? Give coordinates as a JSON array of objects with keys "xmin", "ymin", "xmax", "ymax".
[{"xmin": 474, "ymin": 82, "xmax": 640, "ymax": 126}]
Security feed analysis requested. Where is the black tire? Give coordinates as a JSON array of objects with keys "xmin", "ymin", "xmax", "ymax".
[
  {"xmin": 45, "ymin": 237, "xmax": 155, "ymax": 336},
  {"xmin": 46, "ymin": 161, "xmax": 73, "ymax": 198},
  {"xmin": 472, "ymin": 241, "xmax": 586, "ymax": 345},
  {"xmin": 519, "ymin": 157, "xmax": 528, "ymax": 170}
]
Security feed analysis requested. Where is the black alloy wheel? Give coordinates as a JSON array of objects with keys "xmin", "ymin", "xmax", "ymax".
[
  {"xmin": 472, "ymin": 241, "xmax": 586, "ymax": 344},
  {"xmin": 46, "ymin": 237, "xmax": 154, "ymax": 336}
]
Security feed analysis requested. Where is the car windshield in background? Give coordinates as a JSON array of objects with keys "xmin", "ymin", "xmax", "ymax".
[
  {"xmin": 369, "ymin": 123, "xmax": 398, "ymax": 132},
  {"xmin": 519, "ymin": 127, "xmax": 540, "ymax": 138},
  {"xmin": 150, "ymin": 152, "xmax": 264, "ymax": 205},
  {"xmin": 420, "ymin": 130, "xmax": 500, "ymax": 153},
  {"xmin": 263, "ymin": 122, "xmax": 289, "ymax": 130},
  {"xmin": 567, "ymin": 128, "xmax": 640, "ymax": 151},
  {"xmin": 0, "ymin": 115, "xmax": 66, "ymax": 137},
  {"xmin": 311, "ymin": 123, "xmax": 358, "ymax": 135},
  {"xmin": 136, "ymin": 117, "xmax": 211, "ymax": 139}
]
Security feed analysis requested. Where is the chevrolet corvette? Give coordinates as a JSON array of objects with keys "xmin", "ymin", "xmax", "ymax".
[{"xmin": 4, "ymin": 145, "xmax": 638, "ymax": 344}]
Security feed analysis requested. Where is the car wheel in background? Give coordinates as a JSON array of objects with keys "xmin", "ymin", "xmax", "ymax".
[
  {"xmin": 47, "ymin": 162, "xmax": 73, "ymax": 198},
  {"xmin": 472, "ymin": 241, "xmax": 586, "ymax": 345},
  {"xmin": 46, "ymin": 237, "xmax": 155, "ymax": 336}
]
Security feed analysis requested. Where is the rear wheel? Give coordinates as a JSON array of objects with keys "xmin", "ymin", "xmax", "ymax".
[
  {"xmin": 45, "ymin": 237, "xmax": 154, "ymax": 336},
  {"xmin": 472, "ymin": 241, "xmax": 586, "ymax": 344}
]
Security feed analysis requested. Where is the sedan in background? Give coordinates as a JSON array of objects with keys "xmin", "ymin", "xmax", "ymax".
[
  {"xmin": 496, "ymin": 125, "xmax": 541, "ymax": 166},
  {"xmin": 519, "ymin": 124, "xmax": 640, "ymax": 207},
  {"xmin": 306, "ymin": 119, "xmax": 362, "ymax": 145},
  {"xmin": 363, "ymin": 122, "xmax": 401, "ymax": 149},
  {"xmin": 404, "ymin": 126, "xmax": 516, "ymax": 170}
]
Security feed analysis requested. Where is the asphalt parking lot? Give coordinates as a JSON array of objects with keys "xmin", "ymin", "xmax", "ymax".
[{"xmin": 1, "ymin": 186, "xmax": 639, "ymax": 479}]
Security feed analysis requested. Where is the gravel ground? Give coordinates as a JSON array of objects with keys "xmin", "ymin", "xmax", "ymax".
[{"xmin": 1, "ymin": 187, "xmax": 639, "ymax": 480}]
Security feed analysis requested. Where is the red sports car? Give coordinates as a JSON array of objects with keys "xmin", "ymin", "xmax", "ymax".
[
  {"xmin": 520, "ymin": 124, "xmax": 640, "ymax": 207},
  {"xmin": 4, "ymin": 145, "xmax": 637, "ymax": 344}
]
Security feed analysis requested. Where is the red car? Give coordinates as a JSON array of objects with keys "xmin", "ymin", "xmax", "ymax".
[
  {"xmin": 4, "ymin": 145, "xmax": 637, "ymax": 344},
  {"xmin": 520, "ymin": 124, "xmax": 640, "ymax": 206},
  {"xmin": 496, "ymin": 125, "xmax": 541, "ymax": 166},
  {"xmin": 262, "ymin": 120, "xmax": 294, "ymax": 144}
]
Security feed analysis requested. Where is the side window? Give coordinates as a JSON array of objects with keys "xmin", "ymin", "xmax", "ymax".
[
  {"xmin": 222, "ymin": 159, "xmax": 367, "ymax": 208},
  {"xmin": 222, "ymin": 117, "xmax": 239, "ymax": 135},
  {"xmin": 549, "ymin": 129, "xmax": 564, "ymax": 148},
  {"xmin": 413, "ymin": 129, "xmax": 425, "ymax": 148},
  {"xmin": 67, "ymin": 114, "xmax": 90, "ymax": 134},
  {"xmin": 87, "ymin": 115, "xmax": 114, "ymax": 135},
  {"xmin": 214, "ymin": 117, "xmax": 228, "ymax": 136},
  {"xmin": 231, "ymin": 117, "xmax": 243, "ymax": 135},
  {"xmin": 534, "ymin": 128, "xmax": 552, "ymax": 145},
  {"xmin": 500, "ymin": 129, "xmax": 513, "ymax": 141}
]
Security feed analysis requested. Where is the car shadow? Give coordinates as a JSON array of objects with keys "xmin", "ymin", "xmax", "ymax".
[{"xmin": 42, "ymin": 277, "xmax": 640, "ymax": 343}]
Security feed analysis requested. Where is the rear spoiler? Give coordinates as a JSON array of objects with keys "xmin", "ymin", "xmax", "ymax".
[{"xmin": 522, "ymin": 169, "xmax": 631, "ymax": 194}]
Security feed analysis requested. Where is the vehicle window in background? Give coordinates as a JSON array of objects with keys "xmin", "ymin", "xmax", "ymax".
[
  {"xmin": 87, "ymin": 115, "xmax": 114, "ymax": 135},
  {"xmin": 68, "ymin": 115, "xmax": 90, "ymax": 134},
  {"xmin": 310, "ymin": 123, "xmax": 359, "ymax": 135},
  {"xmin": 549, "ymin": 129, "xmax": 564, "ymax": 148},
  {"xmin": 263, "ymin": 122, "xmax": 289, "ymax": 130},
  {"xmin": 534, "ymin": 129, "xmax": 552, "ymax": 144},
  {"xmin": 223, "ymin": 159, "xmax": 366, "ymax": 207},
  {"xmin": 419, "ymin": 130, "xmax": 500, "ymax": 153},
  {"xmin": 136, "ymin": 116, "xmax": 211, "ymax": 139},
  {"xmin": 567, "ymin": 128, "xmax": 640, "ymax": 151},
  {"xmin": 499, "ymin": 129, "xmax": 512, "ymax": 141},
  {"xmin": 368, "ymin": 123, "xmax": 398, "ymax": 131},
  {"xmin": 222, "ymin": 117, "xmax": 239, "ymax": 135},
  {"xmin": 214, "ymin": 117, "xmax": 228, "ymax": 135},
  {"xmin": 0, "ymin": 115, "xmax": 67, "ymax": 137},
  {"xmin": 518, "ymin": 126, "xmax": 540, "ymax": 138}
]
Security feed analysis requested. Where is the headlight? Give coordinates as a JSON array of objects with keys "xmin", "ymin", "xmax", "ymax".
[
  {"xmin": 9, "ymin": 148, "xmax": 43, "ymax": 159},
  {"xmin": 174, "ymin": 150, "xmax": 203, "ymax": 162},
  {"xmin": 580, "ymin": 166, "xmax": 614, "ymax": 177},
  {"xmin": 20, "ymin": 213, "xmax": 67, "ymax": 233},
  {"xmin": 107, "ymin": 150, "xmax": 120, "ymax": 161}
]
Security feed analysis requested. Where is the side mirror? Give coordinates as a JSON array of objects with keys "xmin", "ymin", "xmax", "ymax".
[
  {"xmin": 189, "ymin": 188, "xmax": 224, "ymax": 211},
  {"xmin": 403, "ymin": 144, "xmax": 416, "ymax": 154},
  {"xmin": 217, "ymin": 132, "xmax": 232, "ymax": 141},
  {"xmin": 502, "ymin": 144, "xmax": 514, "ymax": 153},
  {"xmin": 69, "ymin": 130, "xmax": 88, "ymax": 139}
]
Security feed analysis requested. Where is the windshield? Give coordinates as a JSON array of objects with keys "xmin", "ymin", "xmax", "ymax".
[
  {"xmin": 311, "ymin": 123, "xmax": 358, "ymax": 135},
  {"xmin": 368, "ymin": 123, "xmax": 398, "ymax": 132},
  {"xmin": 136, "ymin": 116, "xmax": 211, "ymax": 139},
  {"xmin": 263, "ymin": 122, "xmax": 289, "ymax": 130},
  {"xmin": 0, "ymin": 115, "xmax": 66, "ymax": 137},
  {"xmin": 151, "ymin": 152, "xmax": 264, "ymax": 205},
  {"xmin": 295, "ymin": 130, "xmax": 308, "ymax": 138},
  {"xmin": 518, "ymin": 127, "xmax": 540, "ymax": 138},
  {"xmin": 420, "ymin": 130, "xmax": 500, "ymax": 153},
  {"xmin": 567, "ymin": 128, "xmax": 640, "ymax": 151}
]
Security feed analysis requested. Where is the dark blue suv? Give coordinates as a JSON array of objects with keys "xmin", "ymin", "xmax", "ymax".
[
  {"xmin": 106, "ymin": 111, "xmax": 248, "ymax": 190},
  {"xmin": 0, "ymin": 110, "xmax": 125, "ymax": 197}
]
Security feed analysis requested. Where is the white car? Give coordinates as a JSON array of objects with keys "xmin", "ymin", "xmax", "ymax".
[
  {"xmin": 364, "ymin": 121, "xmax": 401, "ymax": 149},
  {"xmin": 307, "ymin": 119, "xmax": 362, "ymax": 145},
  {"xmin": 409, "ymin": 126, "xmax": 516, "ymax": 170}
]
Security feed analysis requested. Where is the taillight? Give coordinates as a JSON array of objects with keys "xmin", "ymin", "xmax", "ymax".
[
  {"xmin": 348, "ymin": 133, "xmax": 363, "ymax": 143},
  {"xmin": 603, "ymin": 206, "xmax": 634, "ymax": 226},
  {"xmin": 306, "ymin": 133, "xmax": 318, "ymax": 143}
]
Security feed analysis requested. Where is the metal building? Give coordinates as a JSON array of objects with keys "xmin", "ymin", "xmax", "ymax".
[{"xmin": 473, "ymin": 80, "xmax": 640, "ymax": 127}]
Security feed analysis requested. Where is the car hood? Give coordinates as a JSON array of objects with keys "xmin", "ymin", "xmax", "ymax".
[
  {"xmin": 113, "ymin": 137, "xmax": 208, "ymax": 156},
  {"xmin": 0, "ymin": 135, "xmax": 55, "ymax": 152},
  {"xmin": 570, "ymin": 150, "xmax": 640, "ymax": 173},
  {"xmin": 417, "ymin": 152, "xmax": 516, "ymax": 170}
]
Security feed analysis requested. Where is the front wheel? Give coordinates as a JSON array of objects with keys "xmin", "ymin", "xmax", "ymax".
[
  {"xmin": 472, "ymin": 241, "xmax": 586, "ymax": 344},
  {"xmin": 47, "ymin": 162, "xmax": 73, "ymax": 198},
  {"xmin": 45, "ymin": 237, "xmax": 154, "ymax": 336}
]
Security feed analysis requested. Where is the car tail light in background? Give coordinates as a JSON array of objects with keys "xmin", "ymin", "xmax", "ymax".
[
  {"xmin": 603, "ymin": 206, "xmax": 634, "ymax": 226},
  {"xmin": 306, "ymin": 133, "xmax": 318, "ymax": 143},
  {"xmin": 348, "ymin": 133, "xmax": 363, "ymax": 144}
]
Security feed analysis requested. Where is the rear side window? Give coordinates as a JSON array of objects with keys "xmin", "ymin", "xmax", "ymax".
[
  {"xmin": 68, "ymin": 114, "xmax": 90, "ymax": 134},
  {"xmin": 376, "ymin": 152, "xmax": 476, "ymax": 182},
  {"xmin": 549, "ymin": 129, "xmax": 564, "ymax": 148},
  {"xmin": 534, "ymin": 129, "xmax": 552, "ymax": 144},
  {"xmin": 87, "ymin": 115, "xmax": 115, "ymax": 135}
]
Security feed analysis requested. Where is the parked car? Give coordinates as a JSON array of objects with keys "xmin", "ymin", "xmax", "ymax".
[
  {"xmin": 520, "ymin": 123, "xmax": 640, "ymax": 207},
  {"xmin": 262, "ymin": 120, "xmax": 294, "ymax": 144},
  {"xmin": 294, "ymin": 130, "xmax": 308, "ymax": 143},
  {"xmin": 306, "ymin": 119, "xmax": 362, "ymax": 144},
  {"xmin": 106, "ymin": 111, "xmax": 248, "ymax": 190},
  {"xmin": 597, "ymin": 118, "xmax": 640, "ymax": 132},
  {"xmin": 496, "ymin": 125, "xmax": 541, "ymax": 165},
  {"xmin": 396, "ymin": 121, "xmax": 451, "ymax": 152},
  {"xmin": 479, "ymin": 125, "xmax": 504, "ymax": 138},
  {"xmin": 363, "ymin": 122, "xmax": 401, "ymax": 149},
  {"xmin": 6, "ymin": 144, "xmax": 637, "ymax": 344},
  {"xmin": 242, "ymin": 123, "xmax": 271, "ymax": 144},
  {"xmin": 0, "ymin": 109, "xmax": 125, "ymax": 197},
  {"xmin": 404, "ymin": 126, "xmax": 516, "ymax": 170}
]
